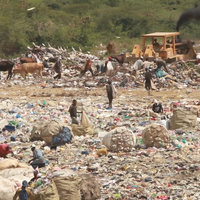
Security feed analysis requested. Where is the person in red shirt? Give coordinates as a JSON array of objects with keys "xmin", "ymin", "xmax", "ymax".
[
  {"xmin": 80, "ymin": 59, "xmax": 94, "ymax": 77},
  {"xmin": 0, "ymin": 143, "xmax": 14, "ymax": 158}
]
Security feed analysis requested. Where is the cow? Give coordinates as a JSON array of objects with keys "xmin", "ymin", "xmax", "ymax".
[
  {"xmin": 12, "ymin": 63, "xmax": 44, "ymax": 79},
  {"xmin": 0, "ymin": 60, "xmax": 15, "ymax": 79},
  {"xmin": 20, "ymin": 57, "xmax": 37, "ymax": 63}
]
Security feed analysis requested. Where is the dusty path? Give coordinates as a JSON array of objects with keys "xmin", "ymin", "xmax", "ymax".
[{"xmin": 0, "ymin": 84, "xmax": 200, "ymax": 102}]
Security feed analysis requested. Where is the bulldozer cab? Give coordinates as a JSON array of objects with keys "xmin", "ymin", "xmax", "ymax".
[
  {"xmin": 141, "ymin": 32, "xmax": 196, "ymax": 62},
  {"xmin": 142, "ymin": 32, "xmax": 179, "ymax": 61},
  {"xmin": 119, "ymin": 32, "xmax": 196, "ymax": 64}
]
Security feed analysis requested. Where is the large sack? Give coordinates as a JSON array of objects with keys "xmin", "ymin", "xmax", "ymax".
[
  {"xmin": 170, "ymin": 108, "xmax": 197, "ymax": 130},
  {"xmin": 30, "ymin": 121, "xmax": 49, "ymax": 141},
  {"xmin": 0, "ymin": 158, "xmax": 18, "ymax": 170},
  {"xmin": 0, "ymin": 167, "xmax": 33, "ymax": 178},
  {"xmin": 17, "ymin": 162, "xmax": 31, "ymax": 168},
  {"xmin": 81, "ymin": 111, "xmax": 93, "ymax": 127},
  {"xmin": 79, "ymin": 174, "xmax": 101, "ymax": 200},
  {"xmin": 0, "ymin": 99, "xmax": 13, "ymax": 110},
  {"xmin": 41, "ymin": 120, "xmax": 63, "ymax": 145},
  {"xmin": 8, "ymin": 175, "xmax": 31, "ymax": 187},
  {"xmin": 107, "ymin": 61, "xmax": 114, "ymax": 71},
  {"xmin": 52, "ymin": 126, "xmax": 73, "ymax": 146},
  {"xmin": 40, "ymin": 180, "xmax": 59, "ymax": 200},
  {"xmin": 77, "ymin": 99, "xmax": 93, "ymax": 113},
  {"xmin": 148, "ymin": 109, "xmax": 161, "ymax": 118},
  {"xmin": 71, "ymin": 124, "xmax": 94, "ymax": 136},
  {"xmin": 31, "ymin": 120, "xmax": 72, "ymax": 145},
  {"xmin": 0, "ymin": 176, "xmax": 16, "ymax": 200},
  {"xmin": 142, "ymin": 123, "xmax": 170, "ymax": 148},
  {"xmin": 155, "ymin": 69, "xmax": 167, "ymax": 78},
  {"xmin": 53, "ymin": 175, "xmax": 81, "ymax": 200},
  {"xmin": 151, "ymin": 80, "xmax": 157, "ymax": 90},
  {"xmin": 85, "ymin": 81, "xmax": 97, "ymax": 87},
  {"xmin": 53, "ymin": 168, "xmax": 77, "ymax": 177},
  {"xmin": 102, "ymin": 127, "xmax": 136, "ymax": 152}
]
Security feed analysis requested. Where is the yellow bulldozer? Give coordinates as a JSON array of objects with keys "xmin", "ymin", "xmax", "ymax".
[{"xmin": 124, "ymin": 32, "xmax": 197, "ymax": 63}]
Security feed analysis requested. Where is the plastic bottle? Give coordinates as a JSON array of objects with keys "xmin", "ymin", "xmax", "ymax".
[{"xmin": 36, "ymin": 180, "xmax": 42, "ymax": 186}]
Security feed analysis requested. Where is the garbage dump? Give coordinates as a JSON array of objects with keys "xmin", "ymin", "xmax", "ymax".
[{"xmin": 0, "ymin": 43, "xmax": 200, "ymax": 199}]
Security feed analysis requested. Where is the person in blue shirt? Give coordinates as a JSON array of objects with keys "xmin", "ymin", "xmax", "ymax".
[
  {"xmin": 13, "ymin": 180, "xmax": 33, "ymax": 200},
  {"xmin": 28, "ymin": 144, "xmax": 45, "ymax": 169}
]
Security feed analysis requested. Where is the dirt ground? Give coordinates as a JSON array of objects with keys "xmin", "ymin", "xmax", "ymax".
[{"xmin": 1, "ymin": 84, "xmax": 200, "ymax": 102}]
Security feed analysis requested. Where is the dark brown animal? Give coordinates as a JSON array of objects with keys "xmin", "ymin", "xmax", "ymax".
[
  {"xmin": 0, "ymin": 60, "xmax": 15, "ymax": 79},
  {"xmin": 48, "ymin": 57, "xmax": 59, "ymax": 63},
  {"xmin": 111, "ymin": 54, "xmax": 124, "ymax": 65},
  {"xmin": 20, "ymin": 57, "xmax": 37, "ymax": 63}
]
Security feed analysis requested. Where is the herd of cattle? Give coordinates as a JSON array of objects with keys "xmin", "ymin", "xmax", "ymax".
[{"xmin": 0, "ymin": 57, "xmax": 61, "ymax": 80}]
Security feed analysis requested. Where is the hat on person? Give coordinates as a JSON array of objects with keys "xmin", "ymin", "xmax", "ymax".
[
  {"xmin": 153, "ymin": 59, "xmax": 156, "ymax": 62},
  {"xmin": 108, "ymin": 56, "xmax": 112, "ymax": 60},
  {"xmin": 154, "ymin": 99, "xmax": 158, "ymax": 104},
  {"xmin": 31, "ymin": 144, "xmax": 36, "ymax": 148},
  {"xmin": 22, "ymin": 180, "xmax": 28, "ymax": 187}
]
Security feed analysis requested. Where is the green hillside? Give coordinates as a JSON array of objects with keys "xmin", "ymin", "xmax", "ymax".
[{"xmin": 0, "ymin": 0, "xmax": 199, "ymax": 57}]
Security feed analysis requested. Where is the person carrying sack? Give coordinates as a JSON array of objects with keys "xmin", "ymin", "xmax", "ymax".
[
  {"xmin": 13, "ymin": 180, "xmax": 33, "ymax": 200},
  {"xmin": 106, "ymin": 80, "xmax": 117, "ymax": 109},
  {"xmin": 144, "ymin": 68, "xmax": 152, "ymax": 96},
  {"xmin": 68, "ymin": 99, "xmax": 79, "ymax": 124}
]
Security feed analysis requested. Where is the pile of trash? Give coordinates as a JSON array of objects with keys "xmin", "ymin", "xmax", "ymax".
[
  {"xmin": 1, "ymin": 44, "xmax": 200, "ymax": 199},
  {"xmin": 0, "ymin": 92, "xmax": 200, "ymax": 199},
  {"xmin": 0, "ymin": 42, "xmax": 199, "ymax": 92}
]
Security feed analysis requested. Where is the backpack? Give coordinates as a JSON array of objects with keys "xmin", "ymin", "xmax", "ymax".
[{"xmin": 19, "ymin": 189, "xmax": 28, "ymax": 200}]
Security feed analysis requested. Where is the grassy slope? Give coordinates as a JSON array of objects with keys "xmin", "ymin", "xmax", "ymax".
[{"xmin": 0, "ymin": 0, "xmax": 200, "ymax": 56}]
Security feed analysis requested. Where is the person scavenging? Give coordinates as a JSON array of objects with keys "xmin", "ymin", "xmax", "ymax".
[
  {"xmin": 154, "ymin": 58, "xmax": 168, "ymax": 73},
  {"xmin": 68, "ymin": 99, "xmax": 79, "ymax": 124},
  {"xmin": 80, "ymin": 59, "xmax": 94, "ymax": 77},
  {"xmin": 53, "ymin": 58, "xmax": 62, "ymax": 79},
  {"xmin": 144, "ymin": 68, "xmax": 152, "ymax": 96},
  {"xmin": 0, "ymin": 143, "xmax": 14, "ymax": 158},
  {"xmin": 28, "ymin": 144, "xmax": 46, "ymax": 169},
  {"xmin": 28, "ymin": 168, "xmax": 41, "ymax": 184},
  {"xmin": 13, "ymin": 180, "xmax": 33, "ymax": 200},
  {"xmin": 152, "ymin": 99, "xmax": 163, "ymax": 114},
  {"xmin": 106, "ymin": 80, "xmax": 117, "ymax": 109}
]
